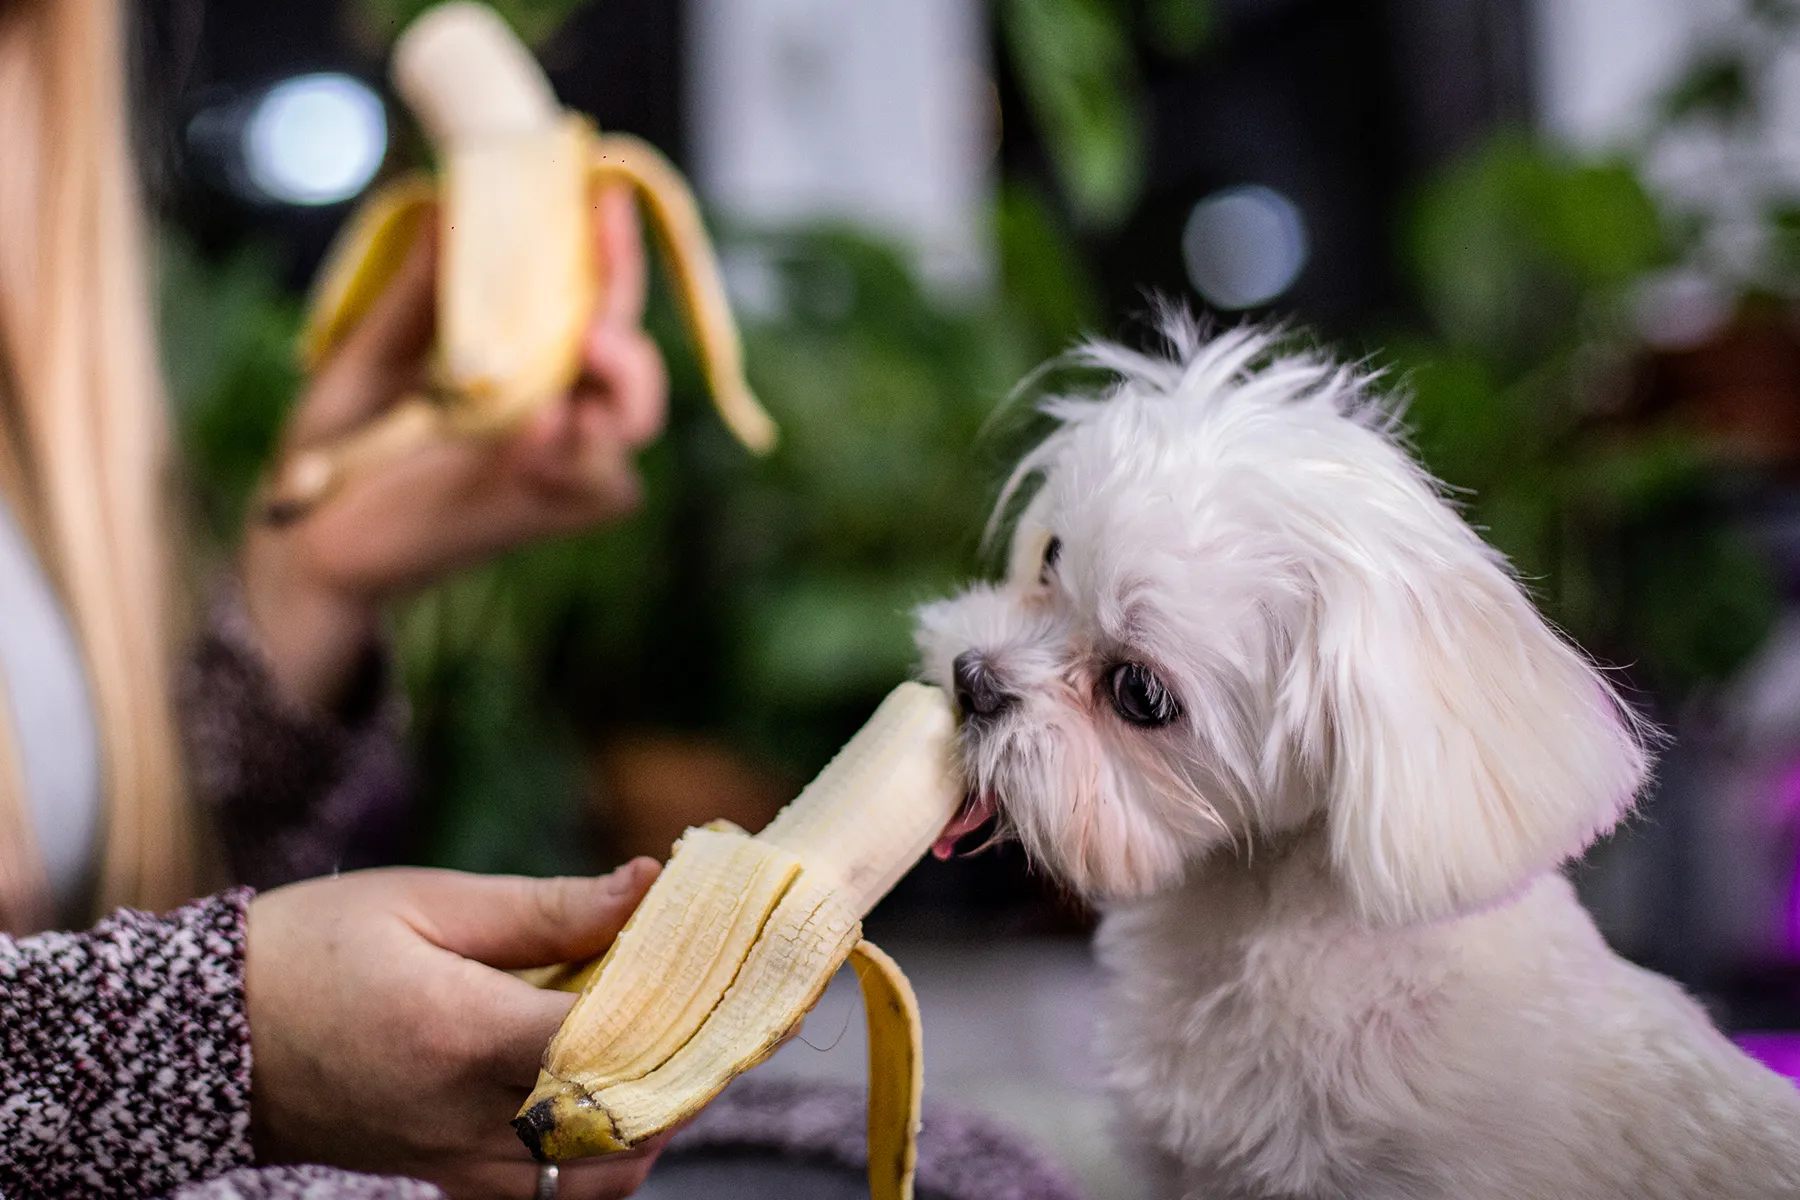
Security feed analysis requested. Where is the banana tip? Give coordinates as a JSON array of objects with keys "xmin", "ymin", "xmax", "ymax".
[
  {"xmin": 511, "ymin": 1098, "xmax": 557, "ymax": 1162},
  {"xmin": 719, "ymin": 388, "xmax": 778, "ymax": 455},
  {"xmin": 513, "ymin": 1078, "xmax": 632, "ymax": 1160}
]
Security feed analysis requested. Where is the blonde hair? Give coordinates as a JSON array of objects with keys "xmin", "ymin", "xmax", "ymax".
[{"xmin": 0, "ymin": 0, "xmax": 194, "ymax": 931}]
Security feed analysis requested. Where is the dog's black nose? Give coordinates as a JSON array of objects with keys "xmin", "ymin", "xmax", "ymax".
[{"xmin": 952, "ymin": 651, "xmax": 1015, "ymax": 718}]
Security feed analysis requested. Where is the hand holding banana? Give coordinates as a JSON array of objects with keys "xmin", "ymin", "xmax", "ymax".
[
  {"xmin": 244, "ymin": 863, "xmax": 673, "ymax": 1200},
  {"xmin": 260, "ymin": 1, "xmax": 775, "ymax": 524}
]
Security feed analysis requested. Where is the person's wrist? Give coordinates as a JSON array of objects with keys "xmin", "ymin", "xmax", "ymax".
[
  {"xmin": 242, "ymin": 885, "xmax": 316, "ymax": 1166},
  {"xmin": 240, "ymin": 529, "xmax": 383, "ymax": 714}
]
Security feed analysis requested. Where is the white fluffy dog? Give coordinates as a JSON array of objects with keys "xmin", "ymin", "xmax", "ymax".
[{"xmin": 916, "ymin": 322, "xmax": 1800, "ymax": 1199}]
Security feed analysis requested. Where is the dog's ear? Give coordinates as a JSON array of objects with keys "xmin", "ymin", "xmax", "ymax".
[{"xmin": 1283, "ymin": 531, "xmax": 1649, "ymax": 926}]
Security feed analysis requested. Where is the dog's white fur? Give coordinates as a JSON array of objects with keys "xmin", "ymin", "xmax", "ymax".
[{"xmin": 916, "ymin": 323, "xmax": 1800, "ymax": 1199}]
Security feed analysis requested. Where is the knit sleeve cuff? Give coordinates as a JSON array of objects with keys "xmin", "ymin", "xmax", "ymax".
[{"xmin": 0, "ymin": 889, "xmax": 256, "ymax": 1194}]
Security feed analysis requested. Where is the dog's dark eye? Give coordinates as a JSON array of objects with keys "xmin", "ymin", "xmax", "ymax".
[
  {"xmin": 1107, "ymin": 663, "xmax": 1180, "ymax": 727},
  {"xmin": 1038, "ymin": 536, "xmax": 1062, "ymax": 585}
]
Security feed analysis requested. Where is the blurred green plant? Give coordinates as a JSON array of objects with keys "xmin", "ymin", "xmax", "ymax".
[
  {"xmin": 996, "ymin": 0, "xmax": 1213, "ymax": 229},
  {"xmin": 1387, "ymin": 131, "xmax": 1778, "ymax": 697},
  {"xmin": 998, "ymin": 0, "xmax": 1147, "ymax": 229},
  {"xmin": 1380, "ymin": 0, "xmax": 1800, "ymax": 696},
  {"xmin": 158, "ymin": 233, "xmax": 303, "ymax": 548}
]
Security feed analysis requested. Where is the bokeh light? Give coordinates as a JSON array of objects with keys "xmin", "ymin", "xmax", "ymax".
[
  {"xmin": 242, "ymin": 73, "xmax": 387, "ymax": 207},
  {"xmin": 1181, "ymin": 184, "xmax": 1310, "ymax": 311}
]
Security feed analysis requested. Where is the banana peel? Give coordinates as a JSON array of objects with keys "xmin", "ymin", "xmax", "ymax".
[
  {"xmin": 513, "ymin": 682, "xmax": 957, "ymax": 1200},
  {"xmin": 262, "ymin": 2, "xmax": 774, "ymax": 524}
]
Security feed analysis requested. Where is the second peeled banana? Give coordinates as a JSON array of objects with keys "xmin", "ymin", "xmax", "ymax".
[{"xmin": 265, "ymin": 1, "xmax": 775, "ymax": 522}]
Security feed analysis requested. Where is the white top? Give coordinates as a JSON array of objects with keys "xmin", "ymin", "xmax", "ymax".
[{"xmin": 0, "ymin": 500, "xmax": 101, "ymax": 922}]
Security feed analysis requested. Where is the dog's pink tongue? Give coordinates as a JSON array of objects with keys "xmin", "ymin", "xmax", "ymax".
[{"xmin": 931, "ymin": 794, "xmax": 996, "ymax": 860}]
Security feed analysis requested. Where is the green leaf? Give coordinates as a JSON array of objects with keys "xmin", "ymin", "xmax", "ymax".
[
  {"xmin": 1661, "ymin": 50, "xmax": 1756, "ymax": 124},
  {"xmin": 1408, "ymin": 135, "xmax": 1554, "ymax": 354},
  {"xmin": 999, "ymin": 0, "xmax": 1148, "ymax": 228},
  {"xmin": 1407, "ymin": 133, "xmax": 1665, "ymax": 362},
  {"xmin": 998, "ymin": 181, "xmax": 1101, "ymax": 352},
  {"xmin": 1472, "ymin": 477, "xmax": 1560, "ymax": 588},
  {"xmin": 1384, "ymin": 342, "xmax": 1514, "ymax": 489},
  {"xmin": 1535, "ymin": 162, "xmax": 1664, "ymax": 290}
]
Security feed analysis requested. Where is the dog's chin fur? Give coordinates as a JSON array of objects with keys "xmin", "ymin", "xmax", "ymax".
[{"xmin": 916, "ymin": 322, "xmax": 1800, "ymax": 1199}]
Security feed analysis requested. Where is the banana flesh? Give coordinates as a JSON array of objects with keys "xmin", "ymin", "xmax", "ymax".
[
  {"xmin": 515, "ymin": 682, "xmax": 958, "ymax": 1200},
  {"xmin": 432, "ymin": 117, "xmax": 599, "ymax": 436},
  {"xmin": 759, "ymin": 680, "xmax": 972, "ymax": 915},
  {"xmin": 262, "ymin": 1, "xmax": 774, "ymax": 523}
]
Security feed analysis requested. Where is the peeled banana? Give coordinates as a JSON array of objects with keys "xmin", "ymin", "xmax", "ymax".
[
  {"xmin": 261, "ymin": 1, "xmax": 775, "ymax": 523},
  {"xmin": 514, "ymin": 682, "xmax": 960, "ymax": 1200}
]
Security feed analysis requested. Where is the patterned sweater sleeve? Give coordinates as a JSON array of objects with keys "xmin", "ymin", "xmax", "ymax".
[
  {"xmin": 0, "ymin": 890, "xmax": 255, "ymax": 1195},
  {"xmin": 180, "ymin": 582, "xmax": 415, "ymax": 890}
]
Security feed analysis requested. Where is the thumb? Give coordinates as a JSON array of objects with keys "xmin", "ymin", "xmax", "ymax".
[
  {"xmin": 410, "ymin": 858, "xmax": 661, "ymax": 970},
  {"xmin": 293, "ymin": 220, "xmax": 440, "ymax": 443}
]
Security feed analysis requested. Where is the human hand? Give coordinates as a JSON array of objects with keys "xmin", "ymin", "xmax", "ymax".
[
  {"xmin": 245, "ymin": 860, "xmax": 669, "ymax": 1199},
  {"xmin": 241, "ymin": 186, "xmax": 667, "ymax": 710}
]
